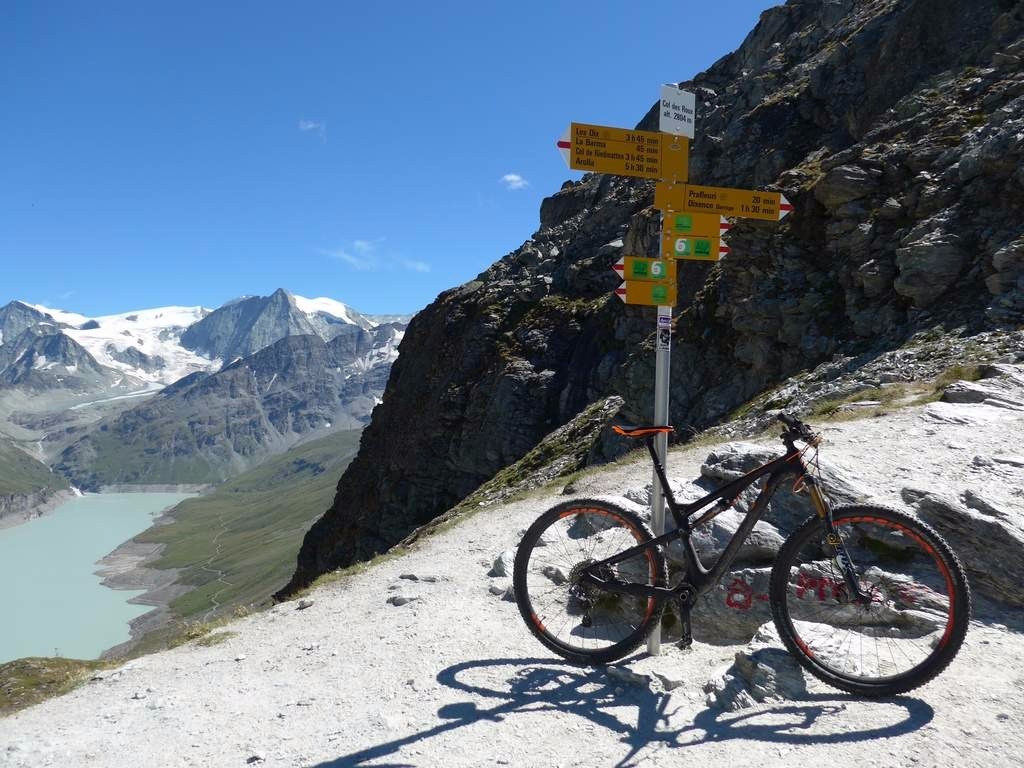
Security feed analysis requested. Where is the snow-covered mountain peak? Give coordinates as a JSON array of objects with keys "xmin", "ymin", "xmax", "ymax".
[
  {"xmin": 4, "ymin": 292, "xmax": 409, "ymax": 391},
  {"xmin": 25, "ymin": 304, "xmax": 217, "ymax": 387},
  {"xmin": 291, "ymin": 294, "xmax": 370, "ymax": 328}
]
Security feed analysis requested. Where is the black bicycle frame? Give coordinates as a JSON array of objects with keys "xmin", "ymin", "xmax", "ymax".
[{"xmin": 578, "ymin": 438, "xmax": 806, "ymax": 602}]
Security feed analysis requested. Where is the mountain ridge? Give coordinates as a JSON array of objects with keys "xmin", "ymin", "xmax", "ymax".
[{"xmin": 0, "ymin": 289, "xmax": 409, "ymax": 496}]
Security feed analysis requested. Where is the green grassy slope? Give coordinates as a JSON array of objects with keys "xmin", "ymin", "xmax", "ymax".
[
  {"xmin": 135, "ymin": 429, "xmax": 362, "ymax": 620},
  {"xmin": 0, "ymin": 438, "xmax": 68, "ymax": 497}
]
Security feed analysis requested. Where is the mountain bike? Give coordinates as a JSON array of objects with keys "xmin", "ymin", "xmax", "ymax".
[{"xmin": 513, "ymin": 414, "xmax": 971, "ymax": 696}]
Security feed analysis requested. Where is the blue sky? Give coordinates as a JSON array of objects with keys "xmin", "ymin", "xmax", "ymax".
[{"xmin": 2, "ymin": 1, "xmax": 777, "ymax": 316}]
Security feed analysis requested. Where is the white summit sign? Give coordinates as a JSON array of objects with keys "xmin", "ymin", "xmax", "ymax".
[{"xmin": 659, "ymin": 83, "xmax": 696, "ymax": 138}]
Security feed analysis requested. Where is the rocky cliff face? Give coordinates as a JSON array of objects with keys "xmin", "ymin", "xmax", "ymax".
[{"xmin": 281, "ymin": 0, "xmax": 1024, "ymax": 594}]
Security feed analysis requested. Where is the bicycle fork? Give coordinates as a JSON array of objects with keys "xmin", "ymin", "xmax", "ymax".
[{"xmin": 805, "ymin": 476, "xmax": 871, "ymax": 603}]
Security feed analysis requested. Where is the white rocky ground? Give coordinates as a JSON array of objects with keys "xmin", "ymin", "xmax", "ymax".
[{"xmin": 2, "ymin": 373, "xmax": 1023, "ymax": 768}]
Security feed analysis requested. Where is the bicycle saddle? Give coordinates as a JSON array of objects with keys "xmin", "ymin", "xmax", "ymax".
[{"xmin": 611, "ymin": 425, "xmax": 674, "ymax": 438}]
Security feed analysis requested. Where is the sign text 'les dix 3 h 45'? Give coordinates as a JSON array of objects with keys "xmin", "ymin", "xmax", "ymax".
[{"xmin": 555, "ymin": 83, "xmax": 795, "ymax": 655}]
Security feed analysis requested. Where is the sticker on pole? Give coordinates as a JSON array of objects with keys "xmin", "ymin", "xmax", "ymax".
[{"xmin": 659, "ymin": 84, "xmax": 696, "ymax": 138}]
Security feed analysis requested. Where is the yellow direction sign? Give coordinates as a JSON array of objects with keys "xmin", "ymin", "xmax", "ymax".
[
  {"xmin": 662, "ymin": 211, "xmax": 731, "ymax": 240},
  {"xmin": 612, "ymin": 256, "xmax": 677, "ymax": 282},
  {"xmin": 662, "ymin": 235, "xmax": 730, "ymax": 261},
  {"xmin": 560, "ymin": 123, "xmax": 688, "ymax": 182},
  {"xmin": 654, "ymin": 182, "xmax": 793, "ymax": 221},
  {"xmin": 614, "ymin": 280, "xmax": 677, "ymax": 307}
]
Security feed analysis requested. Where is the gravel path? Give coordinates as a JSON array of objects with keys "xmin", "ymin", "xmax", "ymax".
[{"xmin": 3, "ymin": 382, "xmax": 1023, "ymax": 768}]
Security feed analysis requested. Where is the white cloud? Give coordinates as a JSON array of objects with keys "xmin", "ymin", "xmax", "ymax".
[
  {"xmin": 321, "ymin": 247, "xmax": 373, "ymax": 271},
  {"xmin": 500, "ymin": 173, "xmax": 529, "ymax": 190},
  {"xmin": 298, "ymin": 120, "xmax": 327, "ymax": 141},
  {"xmin": 320, "ymin": 240, "xmax": 428, "ymax": 274}
]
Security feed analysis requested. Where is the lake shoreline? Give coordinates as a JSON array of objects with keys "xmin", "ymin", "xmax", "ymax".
[
  {"xmin": 0, "ymin": 488, "xmax": 78, "ymax": 532},
  {"xmin": 0, "ymin": 491, "xmax": 197, "ymax": 664},
  {"xmin": 94, "ymin": 540, "xmax": 191, "ymax": 659},
  {"xmin": 94, "ymin": 499, "xmax": 200, "ymax": 659}
]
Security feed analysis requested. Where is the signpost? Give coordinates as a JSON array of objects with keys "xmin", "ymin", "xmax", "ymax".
[
  {"xmin": 614, "ymin": 280, "xmax": 677, "ymax": 307},
  {"xmin": 663, "ymin": 235, "xmax": 730, "ymax": 261},
  {"xmin": 659, "ymin": 84, "xmax": 696, "ymax": 138},
  {"xmin": 612, "ymin": 256, "xmax": 677, "ymax": 282},
  {"xmin": 649, "ymin": 305, "xmax": 672, "ymax": 655},
  {"xmin": 654, "ymin": 182, "xmax": 792, "ymax": 221},
  {"xmin": 559, "ymin": 123, "xmax": 689, "ymax": 182},
  {"xmin": 663, "ymin": 212, "xmax": 731, "ymax": 240},
  {"xmin": 557, "ymin": 85, "xmax": 795, "ymax": 657}
]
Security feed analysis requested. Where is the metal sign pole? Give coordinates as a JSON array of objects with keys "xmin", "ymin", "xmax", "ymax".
[{"xmin": 647, "ymin": 303, "xmax": 672, "ymax": 655}]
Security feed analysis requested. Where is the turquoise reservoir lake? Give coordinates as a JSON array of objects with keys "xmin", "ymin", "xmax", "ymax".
[{"xmin": 0, "ymin": 493, "xmax": 192, "ymax": 663}]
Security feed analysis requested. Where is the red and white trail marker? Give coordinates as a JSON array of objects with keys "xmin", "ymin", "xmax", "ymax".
[{"xmin": 779, "ymin": 194, "xmax": 794, "ymax": 219}]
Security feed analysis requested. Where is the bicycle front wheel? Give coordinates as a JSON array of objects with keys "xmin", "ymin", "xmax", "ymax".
[
  {"xmin": 770, "ymin": 505, "xmax": 971, "ymax": 696},
  {"xmin": 513, "ymin": 499, "xmax": 667, "ymax": 665}
]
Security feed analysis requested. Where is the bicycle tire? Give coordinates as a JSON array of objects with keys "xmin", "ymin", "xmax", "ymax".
[
  {"xmin": 770, "ymin": 504, "xmax": 971, "ymax": 696},
  {"xmin": 513, "ymin": 499, "xmax": 668, "ymax": 665}
]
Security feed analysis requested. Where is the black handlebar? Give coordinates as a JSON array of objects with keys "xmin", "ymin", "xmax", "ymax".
[
  {"xmin": 777, "ymin": 412, "xmax": 799, "ymax": 428},
  {"xmin": 776, "ymin": 412, "xmax": 819, "ymax": 446}
]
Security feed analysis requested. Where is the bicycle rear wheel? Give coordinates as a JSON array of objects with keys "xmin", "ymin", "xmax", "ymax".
[
  {"xmin": 770, "ymin": 505, "xmax": 971, "ymax": 696},
  {"xmin": 513, "ymin": 499, "xmax": 667, "ymax": 665}
]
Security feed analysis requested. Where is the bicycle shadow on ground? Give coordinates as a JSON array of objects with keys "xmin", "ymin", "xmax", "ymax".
[{"xmin": 311, "ymin": 655, "xmax": 934, "ymax": 768}]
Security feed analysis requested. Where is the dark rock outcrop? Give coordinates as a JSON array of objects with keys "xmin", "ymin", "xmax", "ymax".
[{"xmin": 282, "ymin": 0, "xmax": 1024, "ymax": 595}]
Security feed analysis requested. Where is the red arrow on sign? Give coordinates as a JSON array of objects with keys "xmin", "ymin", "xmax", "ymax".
[
  {"xmin": 612, "ymin": 257, "xmax": 624, "ymax": 278},
  {"xmin": 779, "ymin": 194, "xmax": 794, "ymax": 219},
  {"xmin": 719, "ymin": 216, "xmax": 732, "ymax": 234},
  {"xmin": 557, "ymin": 128, "xmax": 571, "ymax": 167}
]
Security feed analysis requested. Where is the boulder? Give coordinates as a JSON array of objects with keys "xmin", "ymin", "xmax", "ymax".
[
  {"xmin": 699, "ymin": 442, "xmax": 871, "ymax": 535},
  {"xmin": 488, "ymin": 550, "xmax": 516, "ymax": 578},
  {"xmin": 813, "ymin": 165, "xmax": 880, "ymax": 209},
  {"xmin": 703, "ymin": 622, "xmax": 809, "ymax": 710},
  {"xmin": 894, "ymin": 232, "xmax": 967, "ymax": 307},
  {"xmin": 691, "ymin": 566, "xmax": 774, "ymax": 644},
  {"xmin": 941, "ymin": 379, "xmax": 1024, "ymax": 410},
  {"xmin": 901, "ymin": 487, "xmax": 1024, "ymax": 606},
  {"xmin": 986, "ymin": 239, "xmax": 1024, "ymax": 296}
]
